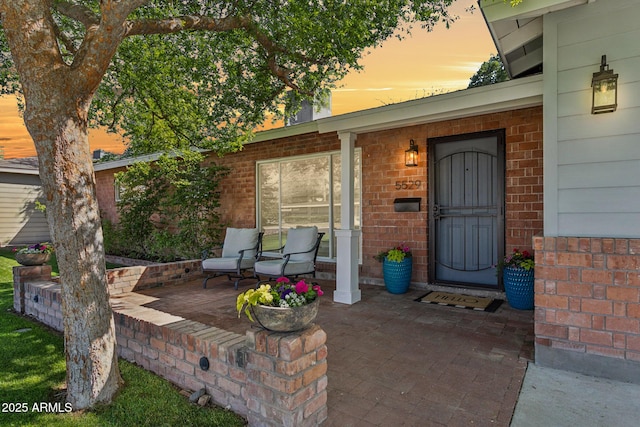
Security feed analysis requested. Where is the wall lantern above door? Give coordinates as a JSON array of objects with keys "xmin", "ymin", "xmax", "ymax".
[
  {"xmin": 591, "ymin": 55, "xmax": 618, "ymax": 114},
  {"xmin": 405, "ymin": 139, "xmax": 419, "ymax": 167}
]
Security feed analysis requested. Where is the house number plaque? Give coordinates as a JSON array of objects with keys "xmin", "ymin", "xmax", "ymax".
[{"xmin": 395, "ymin": 180, "xmax": 422, "ymax": 190}]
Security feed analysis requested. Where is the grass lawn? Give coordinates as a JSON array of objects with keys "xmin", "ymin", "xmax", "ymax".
[{"xmin": 0, "ymin": 249, "xmax": 246, "ymax": 426}]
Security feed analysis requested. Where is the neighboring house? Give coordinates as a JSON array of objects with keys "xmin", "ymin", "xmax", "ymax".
[
  {"xmin": 0, "ymin": 157, "xmax": 50, "ymax": 246},
  {"xmin": 94, "ymin": 0, "xmax": 640, "ymax": 383}
]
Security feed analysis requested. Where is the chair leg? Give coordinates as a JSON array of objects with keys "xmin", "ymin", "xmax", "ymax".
[
  {"xmin": 203, "ymin": 276, "xmax": 212, "ymax": 289},
  {"xmin": 255, "ymin": 277, "xmax": 269, "ymax": 289}
]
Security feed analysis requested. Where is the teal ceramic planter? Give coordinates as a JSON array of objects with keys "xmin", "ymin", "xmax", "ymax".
[
  {"xmin": 503, "ymin": 266, "xmax": 534, "ymax": 310},
  {"xmin": 383, "ymin": 257, "xmax": 412, "ymax": 294}
]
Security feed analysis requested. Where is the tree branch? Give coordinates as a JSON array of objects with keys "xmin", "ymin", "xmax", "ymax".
[
  {"xmin": 55, "ymin": 1, "xmax": 100, "ymax": 28},
  {"xmin": 125, "ymin": 15, "xmax": 244, "ymax": 37}
]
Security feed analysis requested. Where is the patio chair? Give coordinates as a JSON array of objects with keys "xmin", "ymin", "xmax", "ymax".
[
  {"xmin": 201, "ymin": 228, "xmax": 263, "ymax": 289},
  {"xmin": 254, "ymin": 226, "xmax": 325, "ymax": 283}
]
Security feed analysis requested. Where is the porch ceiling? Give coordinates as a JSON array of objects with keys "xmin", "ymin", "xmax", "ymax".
[{"xmin": 480, "ymin": 0, "xmax": 589, "ymax": 78}]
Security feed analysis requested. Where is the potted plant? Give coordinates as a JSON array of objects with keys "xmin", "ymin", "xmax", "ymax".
[
  {"xmin": 497, "ymin": 248, "xmax": 535, "ymax": 310},
  {"xmin": 13, "ymin": 242, "xmax": 54, "ymax": 266},
  {"xmin": 374, "ymin": 243, "xmax": 412, "ymax": 294},
  {"xmin": 236, "ymin": 277, "xmax": 323, "ymax": 332}
]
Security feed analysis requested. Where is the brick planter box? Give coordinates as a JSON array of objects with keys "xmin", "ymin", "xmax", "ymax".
[{"xmin": 13, "ymin": 264, "xmax": 327, "ymax": 426}]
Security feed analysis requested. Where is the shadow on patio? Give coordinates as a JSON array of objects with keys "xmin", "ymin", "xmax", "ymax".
[{"xmin": 130, "ymin": 277, "xmax": 533, "ymax": 426}]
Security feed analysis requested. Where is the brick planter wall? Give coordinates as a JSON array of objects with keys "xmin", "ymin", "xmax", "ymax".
[
  {"xmin": 13, "ymin": 266, "xmax": 328, "ymax": 426},
  {"xmin": 533, "ymin": 236, "xmax": 640, "ymax": 383},
  {"xmin": 106, "ymin": 259, "xmax": 204, "ymax": 295}
]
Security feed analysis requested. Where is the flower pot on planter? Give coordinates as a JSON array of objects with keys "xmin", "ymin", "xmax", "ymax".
[
  {"xmin": 383, "ymin": 257, "xmax": 412, "ymax": 294},
  {"xmin": 15, "ymin": 252, "xmax": 51, "ymax": 266},
  {"xmin": 251, "ymin": 298, "xmax": 319, "ymax": 332},
  {"xmin": 503, "ymin": 266, "xmax": 534, "ymax": 310}
]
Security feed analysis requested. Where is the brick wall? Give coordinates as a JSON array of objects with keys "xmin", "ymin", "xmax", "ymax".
[
  {"xmin": 95, "ymin": 166, "xmax": 126, "ymax": 224},
  {"xmin": 13, "ymin": 266, "xmax": 328, "ymax": 426},
  {"xmin": 533, "ymin": 236, "xmax": 640, "ymax": 383},
  {"xmin": 93, "ymin": 107, "xmax": 543, "ymax": 287},
  {"xmin": 211, "ymin": 131, "xmax": 341, "ymax": 229},
  {"xmin": 358, "ymin": 107, "xmax": 543, "ymax": 284},
  {"xmin": 106, "ymin": 259, "xmax": 204, "ymax": 295}
]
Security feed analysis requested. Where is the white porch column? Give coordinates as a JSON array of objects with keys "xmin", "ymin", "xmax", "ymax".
[{"xmin": 334, "ymin": 132, "xmax": 361, "ymax": 304}]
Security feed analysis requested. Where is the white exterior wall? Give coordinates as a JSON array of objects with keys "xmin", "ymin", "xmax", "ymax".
[
  {"xmin": 0, "ymin": 173, "xmax": 50, "ymax": 246},
  {"xmin": 543, "ymin": 0, "xmax": 640, "ymax": 237}
]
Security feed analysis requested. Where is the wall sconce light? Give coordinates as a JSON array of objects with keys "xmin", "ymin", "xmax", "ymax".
[
  {"xmin": 405, "ymin": 139, "xmax": 419, "ymax": 167},
  {"xmin": 591, "ymin": 55, "xmax": 618, "ymax": 114}
]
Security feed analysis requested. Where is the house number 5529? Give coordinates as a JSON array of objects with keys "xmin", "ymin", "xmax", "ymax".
[{"xmin": 395, "ymin": 180, "xmax": 421, "ymax": 190}]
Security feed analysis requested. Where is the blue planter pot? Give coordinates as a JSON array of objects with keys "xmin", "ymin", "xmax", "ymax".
[
  {"xmin": 383, "ymin": 257, "xmax": 412, "ymax": 294},
  {"xmin": 503, "ymin": 266, "xmax": 535, "ymax": 310}
]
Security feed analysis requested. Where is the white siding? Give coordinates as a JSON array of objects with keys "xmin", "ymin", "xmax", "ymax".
[
  {"xmin": 0, "ymin": 174, "xmax": 50, "ymax": 246},
  {"xmin": 544, "ymin": 0, "xmax": 640, "ymax": 237}
]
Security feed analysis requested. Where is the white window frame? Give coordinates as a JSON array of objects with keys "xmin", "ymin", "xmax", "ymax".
[{"xmin": 256, "ymin": 149, "xmax": 362, "ymax": 262}]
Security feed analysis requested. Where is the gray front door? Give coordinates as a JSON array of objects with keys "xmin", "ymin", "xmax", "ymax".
[{"xmin": 429, "ymin": 131, "xmax": 504, "ymax": 288}]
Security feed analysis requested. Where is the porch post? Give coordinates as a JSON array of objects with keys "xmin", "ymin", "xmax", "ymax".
[{"xmin": 334, "ymin": 132, "xmax": 361, "ymax": 305}]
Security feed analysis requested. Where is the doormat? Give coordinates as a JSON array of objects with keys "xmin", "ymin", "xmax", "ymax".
[{"xmin": 415, "ymin": 291, "xmax": 503, "ymax": 312}]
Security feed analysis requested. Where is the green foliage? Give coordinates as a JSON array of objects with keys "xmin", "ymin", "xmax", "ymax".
[
  {"xmin": 2, "ymin": 1, "xmax": 457, "ymax": 155},
  {"xmin": 468, "ymin": 54, "xmax": 510, "ymax": 88},
  {"xmin": 496, "ymin": 248, "xmax": 535, "ymax": 275},
  {"xmin": 374, "ymin": 243, "xmax": 412, "ymax": 263},
  {"xmin": 236, "ymin": 278, "xmax": 323, "ymax": 321},
  {"xmin": 110, "ymin": 151, "xmax": 229, "ymax": 261}
]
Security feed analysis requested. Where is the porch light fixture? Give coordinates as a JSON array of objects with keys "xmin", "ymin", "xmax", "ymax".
[
  {"xmin": 405, "ymin": 139, "xmax": 419, "ymax": 167},
  {"xmin": 591, "ymin": 55, "xmax": 618, "ymax": 114}
]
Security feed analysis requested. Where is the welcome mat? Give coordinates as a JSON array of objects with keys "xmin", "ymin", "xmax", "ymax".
[{"xmin": 416, "ymin": 291, "xmax": 503, "ymax": 312}]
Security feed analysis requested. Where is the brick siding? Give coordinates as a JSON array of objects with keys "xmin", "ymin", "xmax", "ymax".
[
  {"xmin": 358, "ymin": 107, "xmax": 543, "ymax": 284},
  {"xmin": 534, "ymin": 236, "xmax": 640, "ymax": 376},
  {"xmin": 95, "ymin": 165, "xmax": 126, "ymax": 224},
  {"xmin": 94, "ymin": 107, "xmax": 543, "ymax": 287}
]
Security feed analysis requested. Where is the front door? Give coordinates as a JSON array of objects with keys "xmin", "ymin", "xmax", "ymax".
[{"xmin": 428, "ymin": 130, "xmax": 504, "ymax": 288}]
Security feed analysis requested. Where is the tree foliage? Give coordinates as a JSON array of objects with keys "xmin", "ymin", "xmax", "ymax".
[
  {"xmin": 108, "ymin": 152, "xmax": 229, "ymax": 261},
  {"xmin": 2, "ymin": 1, "xmax": 456, "ymax": 156},
  {"xmin": 467, "ymin": 53, "xmax": 509, "ymax": 88}
]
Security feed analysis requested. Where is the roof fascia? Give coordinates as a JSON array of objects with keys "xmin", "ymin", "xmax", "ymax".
[
  {"xmin": 480, "ymin": 0, "xmax": 586, "ymax": 22},
  {"xmin": 316, "ymin": 74, "xmax": 543, "ymax": 135},
  {"xmin": 251, "ymin": 121, "xmax": 319, "ymax": 143},
  {"xmin": 94, "ymin": 76, "xmax": 542, "ymax": 170},
  {"xmin": 0, "ymin": 167, "xmax": 39, "ymax": 175},
  {"xmin": 93, "ymin": 152, "xmax": 164, "ymax": 172}
]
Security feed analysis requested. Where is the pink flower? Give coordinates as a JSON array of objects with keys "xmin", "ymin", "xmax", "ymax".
[
  {"xmin": 276, "ymin": 277, "xmax": 290, "ymax": 283},
  {"xmin": 295, "ymin": 280, "xmax": 309, "ymax": 294},
  {"xmin": 313, "ymin": 285, "xmax": 324, "ymax": 296}
]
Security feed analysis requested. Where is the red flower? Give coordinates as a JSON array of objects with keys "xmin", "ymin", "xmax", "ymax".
[
  {"xmin": 313, "ymin": 285, "xmax": 324, "ymax": 296},
  {"xmin": 295, "ymin": 280, "xmax": 309, "ymax": 294}
]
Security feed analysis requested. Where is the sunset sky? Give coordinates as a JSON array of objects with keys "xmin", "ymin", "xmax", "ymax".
[{"xmin": 0, "ymin": 0, "xmax": 495, "ymax": 159}]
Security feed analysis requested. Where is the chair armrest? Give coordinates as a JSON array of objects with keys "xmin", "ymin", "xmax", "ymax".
[
  {"xmin": 282, "ymin": 232, "xmax": 326, "ymax": 257},
  {"xmin": 202, "ymin": 246, "xmax": 223, "ymax": 259}
]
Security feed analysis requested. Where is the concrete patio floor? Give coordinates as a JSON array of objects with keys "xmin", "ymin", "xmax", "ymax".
[{"xmin": 130, "ymin": 277, "xmax": 534, "ymax": 426}]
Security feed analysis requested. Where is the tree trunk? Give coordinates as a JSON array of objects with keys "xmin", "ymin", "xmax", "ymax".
[
  {"xmin": 27, "ymin": 101, "xmax": 122, "ymax": 409},
  {"xmin": 0, "ymin": 1, "xmax": 125, "ymax": 409}
]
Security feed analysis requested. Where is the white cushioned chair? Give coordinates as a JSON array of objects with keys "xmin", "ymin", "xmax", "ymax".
[
  {"xmin": 202, "ymin": 228, "xmax": 262, "ymax": 289},
  {"xmin": 254, "ymin": 226, "xmax": 324, "ymax": 282}
]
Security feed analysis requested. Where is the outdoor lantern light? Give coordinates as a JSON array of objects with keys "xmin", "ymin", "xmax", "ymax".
[
  {"xmin": 591, "ymin": 55, "xmax": 618, "ymax": 114},
  {"xmin": 405, "ymin": 139, "xmax": 419, "ymax": 167}
]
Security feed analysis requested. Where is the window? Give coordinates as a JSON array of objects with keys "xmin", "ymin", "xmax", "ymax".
[{"xmin": 257, "ymin": 149, "xmax": 361, "ymax": 260}]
